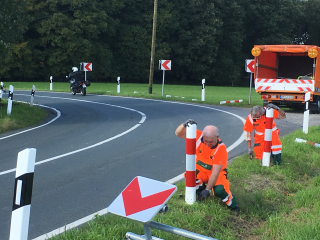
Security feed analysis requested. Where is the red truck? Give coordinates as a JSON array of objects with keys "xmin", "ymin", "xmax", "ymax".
[{"xmin": 252, "ymin": 44, "xmax": 320, "ymax": 113}]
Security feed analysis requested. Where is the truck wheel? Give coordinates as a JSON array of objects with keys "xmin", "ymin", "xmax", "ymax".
[
  {"xmin": 263, "ymin": 100, "xmax": 268, "ymax": 107},
  {"xmin": 315, "ymin": 96, "xmax": 320, "ymax": 114},
  {"xmin": 310, "ymin": 96, "xmax": 320, "ymax": 114}
]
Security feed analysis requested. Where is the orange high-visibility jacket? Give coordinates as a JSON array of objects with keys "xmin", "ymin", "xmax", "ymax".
[
  {"xmin": 195, "ymin": 130, "xmax": 228, "ymax": 186},
  {"xmin": 243, "ymin": 109, "xmax": 282, "ymax": 159}
]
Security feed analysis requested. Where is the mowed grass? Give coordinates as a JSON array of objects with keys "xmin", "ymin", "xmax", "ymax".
[
  {"xmin": 0, "ymin": 99, "xmax": 48, "ymax": 134},
  {"xmin": 46, "ymin": 126, "xmax": 320, "ymax": 240},
  {"xmin": 2, "ymin": 82, "xmax": 262, "ymax": 107}
]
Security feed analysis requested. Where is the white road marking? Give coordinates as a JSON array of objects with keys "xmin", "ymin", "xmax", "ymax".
[
  {"xmin": 0, "ymin": 95, "xmax": 147, "ymax": 176},
  {"xmin": 28, "ymin": 94, "xmax": 246, "ymax": 240},
  {"xmin": 1, "ymin": 92, "xmax": 246, "ymax": 239},
  {"xmin": 0, "ymin": 103, "xmax": 61, "ymax": 140}
]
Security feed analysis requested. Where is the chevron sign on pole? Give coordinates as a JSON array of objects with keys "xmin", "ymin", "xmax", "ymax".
[
  {"xmin": 160, "ymin": 60, "xmax": 171, "ymax": 70},
  {"xmin": 80, "ymin": 62, "xmax": 92, "ymax": 71},
  {"xmin": 107, "ymin": 176, "xmax": 177, "ymax": 223},
  {"xmin": 245, "ymin": 59, "xmax": 255, "ymax": 73}
]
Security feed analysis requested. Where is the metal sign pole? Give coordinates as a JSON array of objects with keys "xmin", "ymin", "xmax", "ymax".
[
  {"xmin": 143, "ymin": 224, "xmax": 153, "ymax": 240},
  {"xmin": 162, "ymin": 70, "xmax": 165, "ymax": 96},
  {"xmin": 249, "ymin": 73, "xmax": 252, "ymax": 104}
]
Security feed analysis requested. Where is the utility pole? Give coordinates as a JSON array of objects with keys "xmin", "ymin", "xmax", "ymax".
[{"xmin": 148, "ymin": 0, "xmax": 158, "ymax": 94}]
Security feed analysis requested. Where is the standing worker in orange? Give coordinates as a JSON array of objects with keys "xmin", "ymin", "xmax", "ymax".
[
  {"xmin": 243, "ymin": 104, "xmax": 286, "ymax": 165},
  {"xmin": 175, "ymin": 120, "xmax": 239, "ymax": 211}
]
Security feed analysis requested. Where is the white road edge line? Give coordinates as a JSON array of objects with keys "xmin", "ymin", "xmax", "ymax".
[
  {"xmin": 0, "ymin": 102, "xmax": 61, "ymax": 140},
  {"xmin": 31, "ymin": 97, "xmax": 246, "ymax": 240},
  {"xmin": 0, "ymin": 95, "xmax": 147, "ymax": 176},
  {"xmin": 3, "ymin": 93, "xmax": 246, "ymax": 240}
]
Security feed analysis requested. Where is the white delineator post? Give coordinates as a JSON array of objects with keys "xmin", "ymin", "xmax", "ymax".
[
  {"xmin": 303, "ymin": 92, "xmax": 310, "ymax": 134},
  {"xmin": 117, "ymin": 77, "xmax": 120, "ymax": 93},
  {"xmin": 30, "ymin": 85, "xmax": 35, "ymax": 106},
  {"xmin": 7, "ymin": 85, "xmax": 14, "ymax": 115},
  {"xmin": 262, "ymin": 107, "xmax": 273, "ymax": 167},
  {"xmin": 50, "ymin": 76, "xmax": 53, "ymax": 91},
  {"xmin": 201, "ymin": 79, "xmax": 205, "ymax": 101},
  {"xmin": 9, "ymin": 148, "xmax": 37, "ymax": 240},
  {"xmin": 0, "ymin": 81, "xmax": 3, "ymax": 99},
  {"xmin": 185, "ymin": 123, "xmax": 197, "ymax": 204}
]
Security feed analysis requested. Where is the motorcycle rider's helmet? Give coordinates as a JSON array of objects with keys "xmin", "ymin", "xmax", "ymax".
[{"xmin": 72, "ymin": 67, "xmax": 78, "ymax": 72}]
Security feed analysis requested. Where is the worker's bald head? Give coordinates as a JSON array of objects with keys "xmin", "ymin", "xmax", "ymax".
[
  {"xmin": 203, "ymin": 125, "xmax": 219, "ymax": 137},
  {"xmin": 202, "ymin": 125, "xmax": 219, "ymax": 148}
]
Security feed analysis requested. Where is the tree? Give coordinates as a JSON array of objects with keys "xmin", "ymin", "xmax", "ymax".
[
  {"xmin": 0, "ymin": 0, "xmax": 30, "ymax": 76},
  {"xmin": 213, "ymin": 0, "xmax": 245, "ymax": 86},
  {"xmin": 166, "ymin": 0, "xmax": 221, "ymax": 85},
  {"xmin": 2, "ymin": 0, "xmax": 123, "ymax": 81}
]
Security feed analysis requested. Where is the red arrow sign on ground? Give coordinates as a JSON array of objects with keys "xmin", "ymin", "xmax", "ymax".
[
  {"xmin": 85, "ymin": 63, "xmax": 92, "ymax": 71},
  {"xmin": 122, "ymin": 177, "xmax": 176, "ymax": 216},
  {"xmin": 161, "ymin": 60, "xmax": 171, "ymax": 70},
  {"xmin": 246, "ymin": 60, "xmax": 254, "ymax": 73}
]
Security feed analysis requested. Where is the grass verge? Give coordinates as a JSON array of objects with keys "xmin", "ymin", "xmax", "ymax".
[
  {"xmin": 47, "ymin": 126, "xmax": 320, "ymax": 240},
  {"xmin": 0, "ymin": 99, "xmax": 48, "ymax": 134},
  {"xmin": 2, "ymin": 82, "xmax": 263, "ymax": 107}
]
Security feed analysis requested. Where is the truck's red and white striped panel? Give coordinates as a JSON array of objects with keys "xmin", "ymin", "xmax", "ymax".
[{"xmin": 255, "ymin": 78, "xmax": 314, "ymax": 92}]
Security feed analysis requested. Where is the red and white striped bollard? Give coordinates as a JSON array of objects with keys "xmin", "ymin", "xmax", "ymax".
[
  {"xmin": 220, "ymin": 99, "xmax": 243, "ymax": 104},
  {"xmin": 262, "ymin": 108, "xmax": 273, "ymax": 166},
  {"xmin": 185, "ymin": 123, "xmax": 196, "ymax": 204}
]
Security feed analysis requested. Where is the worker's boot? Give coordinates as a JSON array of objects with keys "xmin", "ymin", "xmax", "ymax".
[
  {"xmin": 273, "ymin": 153, "xmax": 281, "ymax": 165},
  {"xmin": 196, "ymin": 180, "xmax": 206, "ymax": 196}
]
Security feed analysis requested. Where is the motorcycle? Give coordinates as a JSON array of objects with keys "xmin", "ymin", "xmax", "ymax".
[{"xmin": 66, "ymin": 76, "xmax": 90, "ymax": 96}]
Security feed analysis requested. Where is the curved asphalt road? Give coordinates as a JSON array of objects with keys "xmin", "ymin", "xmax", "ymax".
[{"xmin": 0, "ymin": 91, "xmax": 301, "ymax": 239}]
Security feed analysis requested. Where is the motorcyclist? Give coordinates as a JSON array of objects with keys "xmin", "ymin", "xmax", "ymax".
[{"xmin": 68, "ymin": 67, "xmax": 82, "ymax": 91}]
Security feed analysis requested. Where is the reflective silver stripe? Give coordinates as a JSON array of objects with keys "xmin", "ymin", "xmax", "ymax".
[
  {"xmin": 244, "ymin": 131, "xmax": 252, "ymax": 141},
  {"xmin": 196, "ymin": 133, "xmax": 203, "ymax": 148},
  {"xmin": 255, "ymin": 131, "xmax": 264, "ymax": 135},
  {"xmin": 272, "ymin": 127, "xmax": 278, "ymax": 131},
  {"xmin": 227, "ymin": 196, "xmax": 233, "ymax": 206},
  {"xmin": 248, "ymin": 115, "xmax": 253, "ymax": 125},
  {"xmin": 222, "ymin": 192, "xmax": 231, "ymax": 203},
  {"xmin": 272, "ymin": 150, "xmax": 282, "ymax": 154},
  {"xmin": 271, "ymin": 145, "xmax": 282, "ymax": 149}
]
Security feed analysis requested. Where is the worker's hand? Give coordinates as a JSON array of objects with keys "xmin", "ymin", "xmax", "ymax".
[
  {"xmin": 248, "ymin": 147, "xmax": 253, "ymax": 159},
  {"xmin": 198, "ymin": 189, "xmax": 210, "ymax": 201},
  {"xmin": 267, "ymin": 103, "xmax": 279, "ymax": 110},
  {"xmin": 183, "ymin": 119, "xmax": 197, "ymax": 127}
]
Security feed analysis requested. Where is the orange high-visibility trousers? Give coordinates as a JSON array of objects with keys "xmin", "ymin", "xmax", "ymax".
[
  {"xmin": 254, "ymin": 129, "xmax": 282, "ymax": 159},
  {"xmin": 196, "ymin": 170, "xmax": 237, "ymax": 208}
]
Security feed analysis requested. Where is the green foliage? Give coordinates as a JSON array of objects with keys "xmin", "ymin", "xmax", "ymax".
[
  {"xmin": 301, "ymin": 0, "xmax": 320, "ymax": 45},
  {"xmin": 1, "ymin": 0, "xmax": 317, "ymax": 87}
]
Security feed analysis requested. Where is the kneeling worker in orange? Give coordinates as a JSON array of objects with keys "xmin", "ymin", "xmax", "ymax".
[
  {"xmin": 175, "ymin": 119, "xmax": 239, "ymax": 211},
  {"xmin": 243, "ymin": 104, "xmax": 286, "ymax": 165}
]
